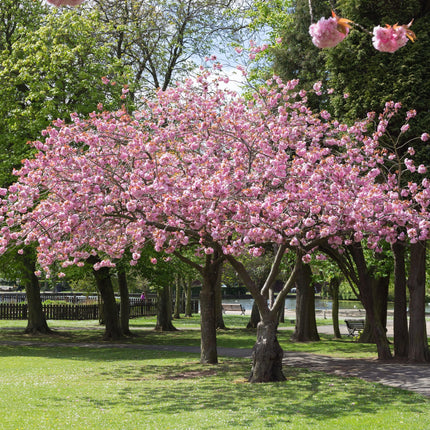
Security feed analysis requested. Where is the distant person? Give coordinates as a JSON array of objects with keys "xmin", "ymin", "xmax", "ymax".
[{"xmin": 140, "ymin": 292, "xmax": 145, "ymax": 301}]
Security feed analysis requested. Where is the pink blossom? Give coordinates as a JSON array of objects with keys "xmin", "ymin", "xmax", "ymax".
[
  {"xmin": 372, "ymin": 23, "xmax": 416, "ymax": 53},
  {"xmin": 421, "ymin": 133, "xmax": 429, "ymax": 142},
  {"xmin": 46, "ymin": 0, "xmax": 85, "ymax": 6},
  {"xmin": 302, "ymin": 254, "xmax": 311, "ymax": 264},
  {"xmin": 309, "ymin": 14, "xmax": 351, "ymax": 49}
]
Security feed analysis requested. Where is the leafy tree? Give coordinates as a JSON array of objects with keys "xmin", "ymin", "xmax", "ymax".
[
  {"xmin": 0, "ymin": 7, "xmax": 127, "ymax": 186},
  {"xmin": 91, "ymin": 0, "xmax": 249, "ymax": 99}
]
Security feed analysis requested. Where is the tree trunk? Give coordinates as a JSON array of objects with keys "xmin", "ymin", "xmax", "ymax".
[
  {"xmin": 173, "ymin": 275, "xmax": 181, "ymax": 319},
  {"xmin": 407, "ymin": 241, "xmax": 430, "ymax": 362},
  {"xmin": 291, "ymin": 260, "xmax": 319, "ymax": 342},
  {"xmin": 249, "ymin": 318, "xmax": 285, "ymax": 383},
  {"xmin": 215, "ymin": 262, "xmax": 226, "ymax": 330},
  {"xmin": 278, "ymin": 295, "xmax": 285, "ymax": 324},
  {"xmin": 200, "ymin": 254, "xmax": 222, "ymax": 364},
  {"xmin": 89, "ymin": 259, "xmax": 122, "ymax": 340},
  {"xmin": 21, "ymin": 250, "xmax": 52, "ymax": 335},
  {"xmin": 348, "ymin": 244, "xmax": 392, "ymax": 360},
  {"xmin": 155, "ymin": 285, "xmax": 176, "ymax": 331},
  {"xmin": 359, "ymin": 276, "xmax": 389, "ymax": 344},
  {"xmin": 117, "ymin": 265, "xmax": 132, "ymax": 336},
  {"xmin": 247, "ymin": 300, "xmax": 260, "ymax": 329},
  {"xmin": 392, "ymin": 242, "xmax": 409, "ymax": 358},
  {"xmin": 329, "ymin": 277, "xmax": 341, "ymax": 339},
  {"xmin": 225, "ymin": 248, "xmax": 302, "ymax": 383},
  {"xmin": 184, "ymin": 276, "xmax": 192, "ymax": 317}
]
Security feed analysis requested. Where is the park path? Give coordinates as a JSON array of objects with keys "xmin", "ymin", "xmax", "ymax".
[{"xmin": 1, "ymin": 339, "xmax": 429, "ymax": 397}]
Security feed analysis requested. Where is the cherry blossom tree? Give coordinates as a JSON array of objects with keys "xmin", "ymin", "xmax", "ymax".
[{"xmin": 1, "ymin": 68, "xmax": 429, "ymax": 379}]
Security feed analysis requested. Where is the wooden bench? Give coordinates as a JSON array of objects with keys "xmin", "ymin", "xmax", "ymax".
[
  {"xmin": 345, "ymin": 319, "xmax": 365, "ymax": 337},
  {"xmin": 222, "ymin": 303, "xmax": 246, "ymax": 315}
]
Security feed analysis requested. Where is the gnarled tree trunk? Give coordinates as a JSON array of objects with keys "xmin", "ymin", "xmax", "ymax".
[
  {"xmin": 249, "ymin": 317, "xmax": 285, "ymax": 383},
  {"xmin": 226, "ymin": 247, "xmax": 301, "ymax": 382}
]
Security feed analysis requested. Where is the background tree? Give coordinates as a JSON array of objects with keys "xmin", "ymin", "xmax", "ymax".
[{"xmin": 91, "ymin": 0, "xmax": 250, "ymax": 99}]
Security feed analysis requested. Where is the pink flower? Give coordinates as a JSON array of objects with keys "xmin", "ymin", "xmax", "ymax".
[
  {"xmin": 150, "ymin": 257, "xmax": 157, "ymax": 264},
  {"xmin": 309, "ymin": 13, "xmax": 351, "ymax": 49},
  {"xmin": 47, "ymin": 0, "xmax": 85, "ymax": 6},
  {"xmin": 302, "ymin": 254, "xmax": 311, "ymax": 264},
  {"xmin": 421, "ymin": 133, "xmax": 429, "ymax": 142},
  {"xmin": 372, "ymin": 22, "xmax": 416, "ymax": 53}
]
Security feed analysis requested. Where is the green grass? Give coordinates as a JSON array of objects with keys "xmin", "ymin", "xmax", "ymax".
[
  {"xmin": 0, "ymin": 316, "xmax": 428, "ymax": 429},
  {"xmin": 0, "ymin": 345, "xmax": 428, "ymax": 430},
  {"xmin": 0, "ymin": 316, "xmax": 380, "ymax": 358}
]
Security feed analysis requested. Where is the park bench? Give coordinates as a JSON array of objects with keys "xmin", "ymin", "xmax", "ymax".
[
  {"xmin": 345, "ymin": 319, "xmax": 365, "ymax": 337},
  {"xmin": 222, "ymin": 303, "xmax": 246, "ymax": 315}
]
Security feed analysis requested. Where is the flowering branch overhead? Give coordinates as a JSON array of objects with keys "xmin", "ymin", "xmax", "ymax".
[{"xmin": 308, "ymin": 6, "xmax": 416, "ymax": 53}]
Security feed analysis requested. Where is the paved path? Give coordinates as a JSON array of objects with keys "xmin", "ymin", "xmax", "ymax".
[{"xmin": 1, "ymin": 340, "xmax": 429, "ymax": 397}]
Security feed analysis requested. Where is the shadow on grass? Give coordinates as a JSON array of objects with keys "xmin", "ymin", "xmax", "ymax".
[{"xmin": 47, "ymin": 358, "xmax": 429, "ymax": 428}]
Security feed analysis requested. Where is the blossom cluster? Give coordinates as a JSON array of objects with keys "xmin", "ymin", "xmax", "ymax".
[
  {"xmin": 309, "ymin": 14, "xmax": 350, "ymax": 49},
  {"xmin": 309, "ymin": 13, "xmax": 416, "ymax": 53}
]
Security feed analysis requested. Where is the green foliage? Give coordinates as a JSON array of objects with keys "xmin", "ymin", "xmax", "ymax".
[{"xmin": 0, "ymin": 7, "xmax": 129, "ymax": 187}]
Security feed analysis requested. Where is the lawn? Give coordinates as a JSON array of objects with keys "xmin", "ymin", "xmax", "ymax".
[
  {"xmin": 0, "ymin": 315, "xmax": 382, "ymax": 358},
  {"xmin": 0, "ymin": 316, "xmax": 428, "ymax": 429}
]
